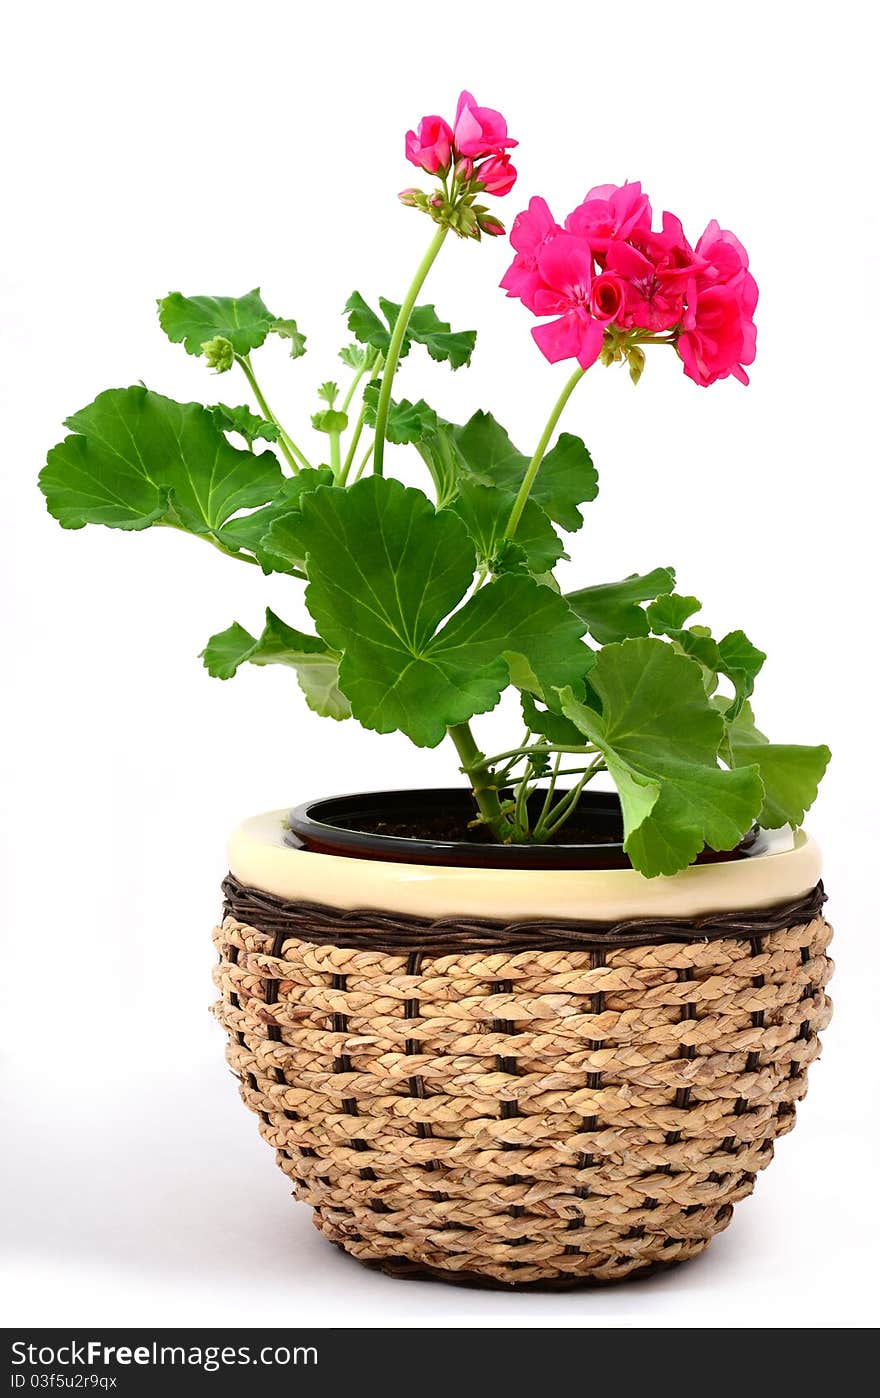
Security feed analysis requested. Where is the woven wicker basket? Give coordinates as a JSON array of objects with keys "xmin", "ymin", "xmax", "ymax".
[{"xmin": 212, "ymin": 816, "xmax": 833, "ymax": 1288}]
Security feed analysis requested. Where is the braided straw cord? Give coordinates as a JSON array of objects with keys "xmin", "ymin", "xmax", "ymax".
[{"xmin": 212, "ymin": 882, "xmax": 833, "ymax": 1287}]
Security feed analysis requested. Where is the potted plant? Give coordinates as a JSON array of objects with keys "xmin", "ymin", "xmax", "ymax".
[{"xmin": 39, "ymin": 89, "xmax": 832, "ymax": 1289}]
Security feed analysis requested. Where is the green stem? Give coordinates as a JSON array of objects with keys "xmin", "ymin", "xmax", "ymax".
[
  {"xmin": 537, "ymin": 755, "xmax": 605, "ymax": 840},
  {"xmin": 513, "ymin": 767, "xmax": 532, "ymax": 839},
  {"xmin": 329, "ymin": 431, "xmax": 341, "ymax": 478},
  {"xmin": 447, "ymin": 722, "xmax": 510, "ymax": 837},
  {"xmin": 162, "ymin": 523, "xmax": 306, "ymax": 579},
  {"xmin": 338, "ymin": 407, "xmax": 366, "ymax": 485},
  {"xmin": 353, "ymin": 437, "xmax": 375, "ymax": 481},
  {"xmin": 339, "ymin": 352, "xmax": 381, "ymax": 486},
  {"xmin": 373, "ymin": 225, "xmax": 449, "ymax": 475},
  {"xmin": 236, "ymin": 354, "xmax": 310, "ymax": 472},
  {"xmin": 537, "ymin": 751, "xmax": 563, "ymax": 829},
  {"xmin": 340, "ymin": 357, "xmax": 370, "ymax": 414},
  {"xmin": 479, "ymin": 741, "xmax": 597, "ymax": 768},
  {"xmin": 504, "ymin": 366, "xmax": 585, "ymax": 540}
]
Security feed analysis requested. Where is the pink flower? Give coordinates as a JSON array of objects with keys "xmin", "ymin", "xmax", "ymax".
[
  {"xmin": 691, "ymin": 220, "xmax": 752, "ymax": 288},
  {"xmin": 500, "ymin": 196, "xmax": 563, "ymax": 310},
  {"xmin": 404, "ymin": 115, "xmax": 454, "ymax": 175},
  {"xmin": 605, "ymin": 214, "xmax": 700, "ymax": 332},
  {"xmin": 677, "ymin": 219, "xmax": 758, "ymax": 385},
  {"xmin": 476, "ymin": 153, "xmax": 517, "ymax": 197},
  {"xmin": 565, "ymin": 181, "xmax": 652, "ymax": 252},
  {"xmin": 453, "ymin": 90, "xmax": 517, "ymax": 158},
  {"xmin": 678, "ymin": 283, "xmax": 758, "ymax": 385},
  {"xmin": 528, "ymin": 233, "xmax": 611, "ymax": 370}
]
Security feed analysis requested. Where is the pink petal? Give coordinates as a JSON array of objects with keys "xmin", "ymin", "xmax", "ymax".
[
  {"xmin": 536, "ymin": 233, "xmax": 593, "ymax": 298},
  {"xmin": 574, "ymin": 316, "xmax": 606, "ymax": 369},
  {"xmin": 531, "ymin": 313, "xmax": 585, "ymax": 364}
]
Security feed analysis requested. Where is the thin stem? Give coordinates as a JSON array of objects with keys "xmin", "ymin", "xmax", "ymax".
[
  {"xmin": 478, "ymin": 741, "xmax": 597, "ymax": 768},
  {"xmin": 537, "ymin": 755, "xmax": 605, "ymax": 840},
  {"xmin": 373, "ymin": 225, "xmax": 449, "ymax": 475},
  {"xmin": 504, "ymin": 366, "xmax": 585, "ymax": 540},
  {"xmin": 352, "ymin": 437, "xmax": 375, "ymax": 482},
  {"xmin": 236, "ymin": 354, "xmax": 310, "ymax": 472},
  {"xmin": 329, "ymin": 431, "xmax": 341, "ymax": 479},
  {"xmin": 338, "ymin": 352, "xmax": 381, "ymax": 486},
  {"xmin": 447, "ymin": 722, "xmax": 511, "ymax": 838},
  {"xmin": 340, "ymin": 357, "xmax": 370, "ymax": 414},
  {"xmin": 338, "ymin": 406, "xmax": 366, "ymax": 485},
  {"xmin": 537, "ymin": 750, "xmax": 563, "ymax": 828},
  {"xmin": 513, "ymin": 767, "xmax": 532, "ymax": 839},
  {"xmin": 162, "ymin": 523, "xmax": 306, "ymax": 579}
]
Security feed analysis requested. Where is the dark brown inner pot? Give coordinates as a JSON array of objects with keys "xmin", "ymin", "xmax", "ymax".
[{"xmin": 285, "ymin": 788, "xmax": 764, "ymax": 871}]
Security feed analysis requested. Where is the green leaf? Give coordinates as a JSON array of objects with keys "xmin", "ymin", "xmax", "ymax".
[
  {"xmin": 344, "ymin": 292, "xmax": 394, "ymax": 354},
  {"xmin": 648, "ymin": 597, "xmax": 766, "ymax": 718},
  {"xmin": 272, "ymin": 318, "xmax": 307, "ymax": 359},
  {"xmin": 362, "ymin": 383, "xmax": 438, "ymax": 444},
  {"xmin": 40, "ymin": 386, "xmax": 284, "ymax": 538},
  {"xmin": 267, "ymin": 476, "xmax": 589, "ymax": 746},
  {"xmin": 451, "ymin": 411, "xmax": 527, "ymax": 487},
  {"xmin": 449, "ymin": 414, "xmax": 597, "ymax": 532},
  {"xmin": 531, "ymin": 433, "xmax": 598, "ymax": 531},
  {"xmin": 380, "ymin": 299, "xmax": 476, "ymax": 369},
  {"xmin": 317, "ymin": 381, "xmax": 339, "ymax": 405},
  {"xmin": 158, "ymin": 289, "xmax": 277, "ymax": 357},
  {"xmin": 220, "ymin": 467, "xmax": 334, "ymax": 569},
  {"xmin": 311, "ymin": 408, "xmax": 348, "ymax": 434},
  {"xmin": 448, "ymin": 480, "xmax": 563, "ymax": 575},
  {"xmin": 415, "ymin": 422, "xmax": 460, "ymax": 509},
  {"xmin": 716, "ymin": 630, "xmax": 767, "ymax": 717},
  {"xmin": 520, "ymin": 692, "xmax": 586, "ymax": 747},
  {"xmin": 567, "ymin": 568, "xmax": 677, "ymax": 644},
  {"xmin": 560, "ymin": 638, "xmax": 764, "ymax": 877},
  {"xmin": 647, "ymin": 593, "xmax": 702, "ymax": 631},
  {"xmin": 339, "ymin": 343, "xmax": 369, "ymax": 369},
  {"xmin": 209, "ymin": 403, "xmax": 279, "ymax": 444},
  {"xmin": 723, "ymin": 703, "xmax": 830, "ymax": 828},
  {"xmin": 344, "ymin": 293, "xmax": 476, "ymax": 368},
  {"xmin": 201, "ymin": 608, "xmax": 350, "ymax": 719}
]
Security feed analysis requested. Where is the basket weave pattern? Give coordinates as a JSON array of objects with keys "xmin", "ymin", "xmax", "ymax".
[{"xmin": 212, "ymin": 887, "xmax": 832, "ymax": 1287}]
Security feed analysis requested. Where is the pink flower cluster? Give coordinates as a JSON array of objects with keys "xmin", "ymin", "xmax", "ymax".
[
  {"xmin": 405, "ymin": 91, "xmax": 517, "ymax": 198},
  {"xmin": 501, "ymin": 182, "xmax": 757, "ymax": 386}
]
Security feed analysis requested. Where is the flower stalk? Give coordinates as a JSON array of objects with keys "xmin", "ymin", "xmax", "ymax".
[
  {"xmin": 372, "ymin": 225, "xmax": 448, "ymax": 475},
  {"xmin": 505, "ymin": 366, "xmax": 585, "ymax": 540}
]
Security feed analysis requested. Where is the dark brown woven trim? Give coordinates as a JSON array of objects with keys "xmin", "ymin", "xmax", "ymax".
[{"xmin": 222, "ymin": 873, "xmax": 826, "ymax": 955}]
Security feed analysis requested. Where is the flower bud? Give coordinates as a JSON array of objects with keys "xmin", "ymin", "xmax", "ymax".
[
  {"xmin": 590, "ymin": 272, "xmax": 626, "ymax": 323},
  {"xmin": 627, "ymin": 345, "xmax": 646, "ymax": 385},
  {"xmin": 455, "ymin": 205, "xmax": 480, "ymax": 239},
  {"xmin": 454, "ymin": 156, "xmax": 475, "ymax": 183},
  {"xmin": 201, "ymin": 336, "xmax": 234, "ymax": 373},
  {"xmin": 398, "ymin": 187, "xmax": 422, "ymax": 207},
  {"xmin": 474, "ymin": 153, "xmax": 517, "ymax": 197},
  {"xmin": 477, "ymin": 211, "xmax": 506, "ymax": 238},
  {"xmin": 404, "ymin": 116, "xmax": 454, "ymax": 175}
]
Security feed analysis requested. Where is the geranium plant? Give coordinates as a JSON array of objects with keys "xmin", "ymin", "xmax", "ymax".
[{"xmin": 39, "ymin": 90, "xmax": 829, "ymax": 876}]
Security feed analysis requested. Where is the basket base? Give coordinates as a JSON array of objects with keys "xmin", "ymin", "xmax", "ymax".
[
  {"xmin": 331, "ymin": 1241, "xmax": 695, "ymax": 1290},
  {"xmin": 315, "ymin": 1207, "xmax": 727, "ymax": 1290}
]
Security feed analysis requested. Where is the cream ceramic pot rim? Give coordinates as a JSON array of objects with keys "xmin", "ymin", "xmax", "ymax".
[{"xmin": 228, "ymin": 809, "xmax": 821, "ymax": 922}]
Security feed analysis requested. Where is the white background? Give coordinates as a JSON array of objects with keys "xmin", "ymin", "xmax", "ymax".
[{"xmin": 2, "ymin": 0, "xmax": 876, "ymax": 1329}]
